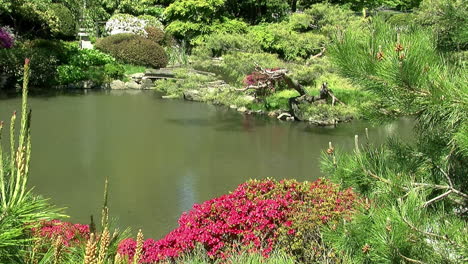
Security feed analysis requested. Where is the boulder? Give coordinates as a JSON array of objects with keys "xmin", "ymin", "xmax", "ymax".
[
  {"xmin": 126, "ymin": 80, "xmax": 142, "ymax": 90},
  {"xmin": 242, "ymin": 95, "xmax": 256, "ymax": 103},
  {"xmin": 141, "ymin": 78, "xmax": 154, "ymax": 89},
  {"xmin": 183, "ymin": 90, "xmax": 203, "ymax": 101},
  {"xmin": 237, "ymin": 107, "xmax": 248, "ymax": 113},
  {"xmin": 110, "ymin": 80, "xmax": 126, "ymax": 90},
  {"xmin": 130, "ymin": 73, "xmax": 145, "ymax": 81}
]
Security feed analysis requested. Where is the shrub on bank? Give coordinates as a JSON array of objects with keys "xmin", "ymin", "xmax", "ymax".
[
  {"xmin": 96, "ymin": 34, "xmax": 168, "ymax": 68},
  {"xmin": 118, "ymin": 179, "xmax": 358, "ymax": 263}
]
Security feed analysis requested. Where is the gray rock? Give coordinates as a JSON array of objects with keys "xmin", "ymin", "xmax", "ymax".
[
  {"xmin": 110, "ymin": 80, "xmax": 126, "ymax": 90},
  {"xmin": 229, "ymin": 105, "xmax": 238, "ymax": 109},
  {"xmin": 242, "ymin": 95, "xmax": 256, "ymax": 103},
  {"xmin": 183, "ymin": 90, "xmax": 203, "ymax": 101},
  {"xmin": 130, "ymin": 73, "xmax": 145, "ymax": 80},
  {"xmin": 82, "ymin": 80, "xmax": 95, "ymax": 89},
  {"xmin": 237, "ymin": 106, "xmax": 247, "ymax": 113},
  {"xmin": 126, "ymin": 80, "xmax": 142, "ymax": 90},
  {"xmin": 141, "ymin": 78, "xmax": 154, "ymax": 90}
]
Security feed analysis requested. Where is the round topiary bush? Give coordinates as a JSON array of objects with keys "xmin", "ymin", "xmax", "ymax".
[
  {"xmin": 96, "ymin": 34, "xmax": 168, "ymax": 68},
  {"xmin": 45, "ymin": 3, "xmax": 77, "ymax": 37}
]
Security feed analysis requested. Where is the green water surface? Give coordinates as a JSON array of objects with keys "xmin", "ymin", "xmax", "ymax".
[{"xmin": 0, "ymin": 90, "xmax": 413, "ymax": 239}]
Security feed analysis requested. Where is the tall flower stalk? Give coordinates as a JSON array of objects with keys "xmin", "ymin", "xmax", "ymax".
[
  {"xmin": 0, "ymin": 59, "xmax": 62, "ymax": 261},
  {"xmin": 0, "ymin": 58, "xmax": 32, "ymax": 209}
]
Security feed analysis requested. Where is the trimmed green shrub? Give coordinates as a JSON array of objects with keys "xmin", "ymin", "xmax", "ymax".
[
  {"xmin": 96, "ymin": 34, "xmax": 168, "ymax": 68},
  {"xmin": 304, "ymin": 3, "xmax": 362, "ymax": 37},
  {"xmin": 192, "ymin": 32, "xmax": 261, "ymax": 58}
]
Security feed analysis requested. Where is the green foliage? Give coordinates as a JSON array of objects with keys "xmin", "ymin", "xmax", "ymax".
[
  {"xmin": 55, "ymin": 47, "xmax": 124, "ymax": 85},
  {"xmin": 416, "ymin": 0, "xmax": 468, "ymax": 51},
  {"xmin": 122, "ymin": 64, "xmax": 147, "ymax": 76},
  {"xmin": 166, "ymin": 17, "xmax": 248, "ymax": 45},
  {"xmin": 224, "ymin": 0, "xmax": 290, "ymax": 24},
  {"xmin": 321, "ymin": 139, "xmax": 468, "ymax": 263},
  {"xmin": 248, "ymin": 23, "xmax": 327, "ymax": 61},
  {"xmin": 96, "ymin": 34, "xmax": 168, "ymax": 68},
  {"xmin": 300, "ymin": 0, "xmax": 422, "ymax": 11},
  {"xmin": 164, "ymin": 0, "xmax": 225, "ymax": 23}
]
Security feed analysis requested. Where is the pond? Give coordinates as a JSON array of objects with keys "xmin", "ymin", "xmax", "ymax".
[{"xmin": 0, "ymin": 90, "xmax": 414, "ymax": 238}]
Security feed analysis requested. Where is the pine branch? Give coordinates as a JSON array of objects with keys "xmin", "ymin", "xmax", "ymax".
[{"xmin": 401, "ymin": 216, "xmax": 455, "ymax": 245}]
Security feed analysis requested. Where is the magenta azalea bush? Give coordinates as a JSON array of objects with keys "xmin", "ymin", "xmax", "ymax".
[
  {"xmin": 0, "ymin": 26, "xmax": 14, "ymax": 48},
  {"xmin": 118, "ymin": 179, "xmax": 358, "ymax": 263}
]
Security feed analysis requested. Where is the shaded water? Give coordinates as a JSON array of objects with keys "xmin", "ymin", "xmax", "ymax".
[{"xmin": 0, "ymin": 90, "xmax": 413, "ymax": 239}]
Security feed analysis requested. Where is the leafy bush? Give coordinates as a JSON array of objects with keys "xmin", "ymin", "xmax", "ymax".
[
  {"xmin": 166, "ymin": 17, "xmax": 248, "ymax": 45},
  {"xmin": 385, "ymin": 13, "xmax": 417, "ymax": 27},
  {"xmin": 96, "ymin": 34, "xmax": 168, "ymax": 68},
  {"xmin": 56, "ymin": 48, "xmax": 124, "ymax": 85},
  {"xmin": 117, "ymin": 179, "xmax": 357, "ymax": 262},
  {"xmin": 104, "ymin": 63, "xmax": 125, "ymax": 79}
]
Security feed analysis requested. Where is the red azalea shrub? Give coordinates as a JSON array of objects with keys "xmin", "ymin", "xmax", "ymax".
[
  {"xmin": 242, "ymin": 68, "xmax": 284, "ymax": 97},
  {"xmin": 118, "ymin": 179, "xmax": 358, "ymax": 263},
  {"xmin": 32, "ymin": 220, "xmax": 90, "ymax": 246}
]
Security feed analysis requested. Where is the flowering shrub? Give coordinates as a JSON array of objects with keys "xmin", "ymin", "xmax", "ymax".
[
  {"xmin": 32, "ymin": 220, "xmax": 90, "ymax": 246},
  {"xmin": 105, "ymin": 14, "xmax": 163, "ymax": 37},
  {"xmin": 118, "ymin": 179, "xmax": 357, "ymax": 263},
  {"xmin": 0, "ymin": 26, "xmax": 14, "ymax": 49}
]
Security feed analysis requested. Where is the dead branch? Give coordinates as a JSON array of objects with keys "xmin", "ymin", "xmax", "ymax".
[
  {"xmin": 422, "ymin": 190, "xmax": 453, "ymax": 208},
  {"xmin": 398, "ymin": 251, "xmax": 425, "ymax": 264},
  {"xmin": 310, "ymin": 47, "xmax": 326, "ymax": 59}
]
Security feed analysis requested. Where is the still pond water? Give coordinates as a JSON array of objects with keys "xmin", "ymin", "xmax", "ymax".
[{"xmin": 0, "ymin": 90, "xmax": 413, "ymax": 238}]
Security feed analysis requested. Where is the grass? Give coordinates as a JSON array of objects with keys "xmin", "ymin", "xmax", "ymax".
[{"xmin": 122, "ymin": 64, "xmax": 147, "ymax": 75}]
